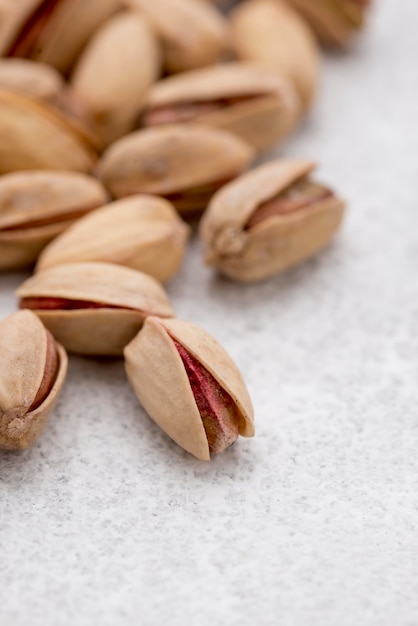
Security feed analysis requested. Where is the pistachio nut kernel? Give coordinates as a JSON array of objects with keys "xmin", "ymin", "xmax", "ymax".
[
  {"xmin": 230, "ymin": 0, "xmax": 320, "ymax": 107},
  {"xmin": 0, "ymin": 171, "xmax": 108, "ymax": 270},
  {"xmin": 124, "ymin": 317, "xmax": 254, "ymax": 461},
  {"xmin": 97, "ymin": 125, "xmax": 254, "ymax": 214},
  {"xmin": 36, "ymin": 195, "xmax": 190, "ymax": 283},
  {"xmin": 0, "ymin": 58, "xmax": 64, "ymax": 104},
  {"xmin": 0, "ymin": 309, "xmax": 67, "ymax": 451},
  {"xmin": 286, "ymin": 0, "xmax": 371, "ymax": 46},
  {"xmin": 71, "ymin": 12, "xmax": 161, "ymax": 147},
  {"xmin": 143, "ymin": 62, "xmax": 301, "ymax": 152},
  {"xmin": 122, "ymin": 0, "xmax": 229, "ymax": 74},
  {"xmin": 200, "ymin": 159, "xmax": 345, "ymax": 282},
  {"xmin": 0, "ymin": 0, "xmax": 120, "ymax": 73},
  {"xmin": 17, "ymin": 262, "xmax": 174, "ymax": 356}
]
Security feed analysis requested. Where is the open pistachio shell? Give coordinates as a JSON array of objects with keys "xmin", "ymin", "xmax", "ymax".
[
  {"xmin": 71, "ymin": 12, "xmax": 161, "ymax": 147},
  {"xmin": 36, "ymin": 195, "xmax": 190, "ymax": 282},
  {"xmin": 230, "ymin": 0, "xmax": 320, "ymax": 107},
  {"xmin": 17, "ymin": 262, "xmax": 174, "ymax": 356},
  {"xmin": 0, "ymin": 171, "xmax": 108, "ymax": 270},
  {"xmin": 200, "ymin": 159, "xmax": 345, "ymax": 282},
  {"xmin": 0, "ymin": 58, "xmax": 64, "ymax": 104},
  {"xmin": 143, "ymin": 62, "xmax": 301, "ymax": 152},
  {"xmin": 122, "ymin": 0, "xmax": 228, "ymax": 73},
  {"xmin": 0, "ymin": 309, "xmax": 67, "ymax": 451},
  {"xmin": 124, "ymin": 316, "xmax": 254, "ymax": 461},
  {"xmin": 0, "ymin": 90, "xmax": 97, "ymax": 174},
  {"xmin": 97, "ymin": 124, "xmax": 254, "ymax": 213}
]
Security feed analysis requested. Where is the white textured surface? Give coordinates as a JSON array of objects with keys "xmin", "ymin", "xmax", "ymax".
[{"xmin": 1, "ymin": 1, "xmax": 418, "ymax": 624}]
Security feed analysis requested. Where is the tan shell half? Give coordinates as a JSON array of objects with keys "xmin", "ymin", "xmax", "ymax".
[
  {"xmin": 0, "ymin": 171, "xmax": 108, "ymax": 270},
  {"xmin": 200, "ymin": 159, "xmax": 345, "ymax": 282},
  {"xmin": 123, "ymin": 0, "xmax": 229, "ymax": 73},
  {"xmin": 17, "ymin": 262, "xmax": 174, "ymax": 356},
  {"xmin": 0, "ymin": 58, "xmax": 64, "ymax": 104},
  {"xmin": 124, "ymin": 316, "xmax": 254, "ymax": 460},
  {"xmin": 97, "ymin": 124, "xmax": 255, "ymax": 205},
  {"xmin": 36, "ymin": 195, "xmax": 190, "ymax": 282},
  {"xmin": 0, "ymin": 309, "xmax": 67, "ymax": 450},
  {"xmin": 230, "ymin": 0, "xmax": 320, "ymax": 107},
  {"xmin": 71, "ymin": 12, "xmax": 161, "ymax": 147},
  {"xmin": 144, "ymin": 62, "xmax": 301, "ymax": 152},
  {"xmin": 0, "ymin": 90, "xmax": 97, "ymax": 174}
]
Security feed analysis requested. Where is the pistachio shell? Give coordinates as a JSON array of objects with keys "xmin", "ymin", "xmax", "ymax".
[
  {"xmin": 200, "ymin": 159, "xmax": 345, "ymax": 282},
  {"xmin": 124, "ymin": 316, "xmax": 254, "ymax": 460},
  {"xmin": 0, "ymin": 90, "xmax": 97, "ymax": 174},
  {"xmin": 230, "ymin": 0, "xmax": 320, "ymax": 107},
  {"xmin": 123, "ymin": 0, "xmax": 228, "ymax": 73},
  {"xmin": 71, "ymin": 12, "xmax": 161, "ymax": 147},
  {"xmin": 36, "ymin": 195, "xmax": 190, "ymax": 282},
  {"xmin": 0, "ymin": 170, "xmax": 108, "ymax": 270},
  {"xmin": 97, "ymin": 124, "xmax": 254, "ymax": 212},
  {"xmin": 144, "ymin": 62, "xmax": 301, "ymax": 152},
  {"xmin": 0, "ymin": 58, "xmax": 64, "ymax": 103},
  {"xmin": 17, "ymin": 262, "xmax": 174, "ymax": 355},
  {"xmin": 0, "ymin": 309, "xmax": 67, "ymax": 450}
]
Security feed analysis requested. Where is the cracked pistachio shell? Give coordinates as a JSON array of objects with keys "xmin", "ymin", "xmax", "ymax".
[
  {"xmin": 124, "ymin": 316, "xmax": 254, "ymax": 461},
  {"xmin": 0, "ymin": 58, "xmax": 64, "ymax": 104},
  {"xmin": 36, "ymin": 195, "xmax": 190, "ymax": 282},
  {"xmin": 0, "ymin": 90, "xmax": 97, "ymax": 174},
  {"xmin": 71, "ymin": 12, "xmax": 161, "ymax": 147},
  {"xmin": 17, "ymin": 262, "xmax": 174, "ymax": 356},
  {"xmin": 200, "ymin": 159, "xmax": 345, "ymax": 282},
  {"xmin": 0, "ymin": 171, "xmax": 108, "ymax": 270},
  {"xmin": 122, "ymin": 0, "xmax": 228, "ymax": 73},
  {"xmin": 286, "ymin": 0, "xmax": 370, "ymax": 46},
  {"xmin": 144, "ymin": 63, "xmax": 301, "ymax": 152},
  {"xmin": 0, "ymin": 0, "xmax": 120, "ymax": 73},
  {"xmin": 0, "ymin": 309, "xmax": 67, "ymax": 451},
  {"xmin": 97, "ymin": 125, "xmax": 254, "ymax": 212},
  {"xmin": 230, "ymin": 0, "xmax": 320, "ymax": 107}
]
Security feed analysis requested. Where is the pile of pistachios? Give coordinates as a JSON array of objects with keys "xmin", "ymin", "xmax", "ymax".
[{"xmin": 0, "ymin": 0, "xmax": 370, "ymax": 460}]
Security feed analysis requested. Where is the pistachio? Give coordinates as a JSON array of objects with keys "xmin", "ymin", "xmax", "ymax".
[
  {"xmin": 286, "ymin": 0, "xmax": 370, "ymax": 46},
  {"xmin": 0, "ymin": 0, "xmax": 120, "ymax": 73},
  {"xmin": 0, "ymin": 58, "xmax": 64, "ymax": 104},
  {"xmin": 71, "ymin": 12, "xmax": 161, "ymax": 147},
  {"xmin": 122, "ymin": 0, "xmax": 228, "ymax": 73},
  {"xmin": 17, "ymin": 262, "xmax": 174, "ymax": 356},
  {"xmin": 200, "ymin": 159, "xmax": 345, "ymax": 282},
  {"xmin": 97, "ymin": 125, "xmax": 254, "ymax": 214},
  {"xmin": 230, "ymin": 0, "xmax": 320, "ymax": 107},
  {"xmin": 36, "ymin": 195, "xmax": 190, "ymax": 282},
  {"xmin": 0, "ymin": 90, "xmax": 98, "ymax": 174},
  {"xmin": 124, "ymin": 317, "xmax": 254, "ymax": 460},
  {"xmin": 143, "ymin": 63, "xmax": 301, "ymax": 152},
  {"xmin": 0, "ymin": 171, "xmax": 108, "ymax": 270},
  {"xmin": 0, "ymin": 309, "xmax": 67, "ymax": 451}
]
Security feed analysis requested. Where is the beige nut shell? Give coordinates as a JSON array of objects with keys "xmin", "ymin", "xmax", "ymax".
[
  {"xmin": 124, "ymin": 316, "xmax": 254, "ymax": 461},
  {"xmin": 0, "ymin": 309, "xmax": 67, "ymax": 450},
  {"xmin": 0, "ymin": 58, "xmax": 64, "ymax": 103},
  {"xmin": 17, "ymin": 262, "xmax": 174, "ymax": 356},
  {"xmin": 200, "ymin": 159, "xmax": 345, "ymax": 282},
  {"xmin": 36, "ymin": 195, "xmax": 190, "ymax": 282}
]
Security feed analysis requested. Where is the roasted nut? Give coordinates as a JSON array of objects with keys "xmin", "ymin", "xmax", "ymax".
[
  {"xmin": 0, "ymin": 0, "xmax": 120, "ymax": 74},
  {"xmin": 200, "ymin": 159, "xmax": 345, "ymax": 282},
  {"xmin": 97, "ymin": 125, "xmax": 254, "ymax": 214},
  {"xmin": 230, "ymin": 0, "xmax": 320, "ymax": 107},
  {"xmin": 143, "ymin": 63, "xmax": 301, "ymax": 152},
  {"xmin": 0, "ymin": 309, "xmax": 67, "ymax": 451},
  {"xmin": 286, "ymin": 0, "xmax": 371, "ymax": 46},
  {"xmin": 0, "ymin": 171, "xmax": 108, "ymax": 270},
  {"xmin": 124, "ymin": 316, "xmax": 254, "ymax": 460},
  {"xmin": 36, "ymin": 195, "xmax": 190, "ymax": 282},
  {"xmin": 0, "ymin": 90, "xmax": 98, "ymax": 174},
  {"xmin": 122, "ymin": 0, "xmax": 229, "ymax": 73},
  {"xmin": 71, "ymin": 12, "xmax": 161, "ymax": 147},
  {"xmin": 17, "ymin": 262, "xmax": 174, "ymax": 356},
  {"xmin": 0, "ymin": 58, "xmax": 64, "ymax": 104}
]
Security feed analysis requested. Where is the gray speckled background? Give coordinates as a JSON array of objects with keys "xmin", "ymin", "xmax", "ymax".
[{"xmin": 1, "ymin": 1, "xmax": 418, "ymax": 624}]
